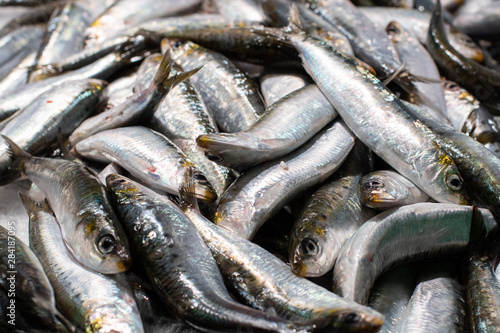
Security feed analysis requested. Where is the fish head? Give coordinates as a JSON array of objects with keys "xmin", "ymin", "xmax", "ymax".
[
  {"xmin": 358, "ymin": 172, "xmax": 409, "ymax": 209},
  {"xmin": 423, "ymin": 153, "xmax": 467, "ymax": 205},
  {"xmin": 74, "ymin": 202, "xmax": 132, "ymax": 274},
  {"xmin": 331, "ymin": 307, "xmax": 384, "ymax": 333},
  {"xmin": 161, "ymin": 38, "xmax": 199, "ymax": 61},
  {"xmin": 190, "ymin": 168, "xmax": 217, "ymax": 204},
  {"xmin": 289, "ymin": 212, "xmax": 331, "ymax": 277}
]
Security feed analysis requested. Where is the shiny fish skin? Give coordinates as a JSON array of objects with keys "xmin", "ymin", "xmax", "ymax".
[
  {"xmin": 0, "ymin": 24, "xmax": 44, "ymax": 69},
  {"xmin": 214, "ymin": 120, "xmax": 356, "ymax": 240},
  {"xmin": 73, "ymin": 126, "xmax": 217, "ymax": 203},
  {"xmin": 358, "ymin": 170, "xmax": 429, "ymax": 210},
  {"xmin": 212, "ymin": 0, "xmax": 266, "ymax": 22},
  {"xmin": 0, "ymin": 224, "xmax": 75, "ymax": 332},
  {"xmin": 399, "ymin": 264, "xmax": 466, "ymax": 333},
  {"xmin": 332, "ymin": 203, "xmax": 495, "ymax": 305},
  {"xmin": 279, "ymin": 22, "xmax": 466, "ymax": 205},
  {"xmin": 148, "ymin": 57, "xmax": 235, "ymax": 197},
  {"xmin": 197, "ymin": 84, "xmax": 338, "ymax": 171},
  {"xmin": 26, "ymin": 194, "xmax": 144, "ymax": 333},
  {"xmin": 106, "ymin": 174, "xmax": 301, "ymax": 333},
  {"xmin": 3, "ymin": 136, "xmax": 131, "ymax": 274},
  {"xmin": 164, "ymin": 39, "xmax": 265, "ymax": 133},
  {"xmin": 0, "ymin": 79, "xmax": 107, "ymax": 183},
  {"xmin": 68, "ymin": 50, "xmax": 199, "ymax": 145},
  {"xmin": 259, "ymin": 69, "xmax": 310, "ymax": 107},
  {"xmin": 0, "ymin": 47, "xmax": 36, "ymax": 96},
  {"xmin": 180, "ymin": 193, "xmax": 384, "ymax": 332},
  {"xmin": 288, "ymin": 142, "xmax": 376, "ymax": 278}
]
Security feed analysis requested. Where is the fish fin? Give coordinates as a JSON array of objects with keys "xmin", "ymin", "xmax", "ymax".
[
  {"xmin": 382, "ymin": 62, "xmax": 405, "ymax": 86},
  {"xmin": 1, "ymin": 135, "xmax": 30, "ymax": 177},
  {"xmin": 18, "ymin": 192, "xmax": 50, "ymax": 214},
  {"xmin": 177, "ymin": 166, "xmax": 200, "ymax": 213},
  {"xmin": 152, "ymin": 48, "xmax": 174, "ymax": 89}
]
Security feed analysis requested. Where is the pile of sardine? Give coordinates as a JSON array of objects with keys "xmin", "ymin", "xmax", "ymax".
[{"xmin": 1, "ymin": 0, "xmax": 500, "ymax": 331}]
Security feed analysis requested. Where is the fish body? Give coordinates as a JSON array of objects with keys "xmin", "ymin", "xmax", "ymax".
[
  {"xmin": 26, "ymin": 194, "xmax": 143, "ymax": 333},
  {"xmin": 259, "ymin": 69, "xmax": 310, "ymax": 107},
  {"xmin": 73, "ymin": 126, "xmax": 216, "ymax": 203}
]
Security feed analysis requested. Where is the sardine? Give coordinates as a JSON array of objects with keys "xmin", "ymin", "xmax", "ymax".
[
  {"xmin": 212, "ymin": 0, "xmax": 266, "ymax": 22},
  {"xmin": 106, "ymin": 174, "xmax": 302, "ymax": 333},
  {"xmin": 358, "ymin": 170, "xmax": 430, "ymax": 210},
  {"xmin": 288, "ymin": 142, "xmax": 376, "ymax": 277},
  {"xmin": 453, "ymin": 3, "xmax": 500, "ymax": 41},
  {"xmin": 0, "ymin": 224, "xmax": 75, "ymax": 332},
  {"xmin": 214, "ymin": 120, "xmax": 356, "ymax": 240},
  {"xmin": 72, "ymin": 126, "xmax": 216, "ymax": 203},
  {"xmin": 178, "ymin": 178, "xmax": 384, "ymax": 332},
  {"xmin": 2, "ymin": 136, "xmax": 131, "ymax": 274},
  {"xmin": 332, "ymin": 202, "xmax": 496, "ymax": 305},
  {"xmin": 197, "ymin": 84, "xmax": 338, "ymax": 171},
  {"xmin": 259, "ymin": 68, "xmax": 310, "ymax": 107},
  {"xmin": 25, "ymin": 193, "xmax": 144, "ymax": 333},
  {"xmin": 163, "ymin": 39, "xmax": 265, "ymax": 132},
  {"xmin": 68, "ymin": 50, "xmax": 199, "ymax": 145}
]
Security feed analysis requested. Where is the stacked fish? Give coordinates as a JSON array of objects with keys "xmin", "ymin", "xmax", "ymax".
[{"xmin": 1, "ymin": 0, "xmax": 500, "ymax": 332}]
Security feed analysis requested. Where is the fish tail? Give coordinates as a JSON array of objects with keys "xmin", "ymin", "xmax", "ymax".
[
  {"xmin": 468, "ymin": 207, "xmax": 500, "ymax": 262},
  {"xmin": 18, "ymin": 192, "xmax": 50, "ymax": 214},
  {"xmin": 251, "ymin": 4, "xmax": 305, "ymax": 43},
  {"xmin": 177, "ymin": 166, "xmax": 200, "ymax": 213},
  {"xmin": 1, "ymin": 135, "xmax": 30, "ymax": 176},
  {"xmin": 153, "ymin": 49, "xmax": 202, "ymax": 93}
]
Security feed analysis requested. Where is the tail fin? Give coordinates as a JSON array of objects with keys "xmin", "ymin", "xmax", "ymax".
[
  {"xmin": 18, "ymin": 192, "xmax": 51, "ymax": 215},
  {"xmin": 177, "ymin": 166, "xmax": 200, "ymax": 213},
  {"xmin": 152, "ymin": 49, "xmax": 202, "ymax": 93},
  {"xmin": 250, "ymin": 4, "xmax": 304, "ymax": 43},
  {"xmin": 0, "ymin": 135, "xmax": 30, "ymax": 184}
]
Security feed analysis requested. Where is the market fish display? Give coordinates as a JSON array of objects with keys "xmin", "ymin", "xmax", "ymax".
[{"xmin": 1, "ymin": 0, "xmax": 500, "ymax": 331}]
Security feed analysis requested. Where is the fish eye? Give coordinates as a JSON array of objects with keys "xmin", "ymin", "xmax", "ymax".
[
  {"xmin": 446, "ymin": 173, "xmax": 463, "ymax": 191},
  {"xmin": 193, "ymin": 172, "xmax": 208, "ymax": 183},
  {"xmin": 173, "ymin": 40, "xmax": 185, "ymax": 49},
  {"xmin": 365, "ymin": 179, "xmax": 383, "ymax": 190},
  {"xmin": 445, "ymin": 81, "xmax": 460, "ymax": 91},
  {"xmin": 300, "ymin": 238, "xmax": 319, "ymax": 256},
  {"xmin": 97, "ymin": 234, "xmax": 116, "ymax": 254},
  {"xmin": 342, "ymin": 313, "xmax": 361, "ymax": 325}
]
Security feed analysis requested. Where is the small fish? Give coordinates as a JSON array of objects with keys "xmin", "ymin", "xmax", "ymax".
[
  {"xmin": 2, "ymin": 135, "xmax": 131, "ymax": 274},
  {"xmin": 358, "ymin": 170, "xmax": 430, "ymax": 210},
  {"xmin": 73, "ymin": 126, "xmax": 217, "ymax": 203},
  {"xmin": 25, "ymin": 193, "xmax": 144, "ymax": 333},
  {"xmin": 68, "ymin": 49, "xmax": 200, "ymax": 145},
  {"xmin": 106, "ymin": 174, "xmax": 302, "ymax": 333}
]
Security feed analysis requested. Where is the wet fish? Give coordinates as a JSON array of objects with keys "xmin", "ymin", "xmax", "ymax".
[
  {"xmin": 214, "ymin": 120, "xmax": 356, "ymax": 240},
  {"xmin": 212, "ymin": 0, "xmax": 266, "ymax": 22},
  {"xmin": 106, "ymin": 174, "xmax": 302, "ymax": 333},
  {"xmin": 0, "ymin": 79, "xmax": 107, "ymax": 184},
  {"xmin": 73, "ymin": 126, "xmax": 217, "ymax": 203},
  {"xmin": 0, "ymin": 24, "xmax": 44, "ymax": 69},
  {"xmin": 68, "ymin": 50, "xmax": 200, "ymax": 145},
  {"xmin": 163, "ymin": 39, "xmax": 265, "ymax": 133},
  {"xmin": 288, "ymin": 142, "xmax": 376, "ymax": 278},
  {"xmin": 332, "ymin": 203, "xmax": 496, "ymax": 305},
  {"xmin": 358, "ymin": 170, "xmax": 430, "ymax": 210},
  {"xmin": 0, "ymin": 47, "xmax": 37, "ymax": 96},
  {"xmin": 197, "ymin": 84, "xmax": 338, "ymax": 171},
  {"xmin": 25, "ymin": 193, "xmax": 144, "ymax": 333},
  {"xmin": 453, "ymin": 3, "xmax": 500, "ymax": 41},
  {"xmin": 427, "ymin": 0, "xmax": 500, "ymax": 113},
  {"xmin": 263, "ymin": 12, "xmax": 466, "ymax": 205},
  {"xmin": 0, "ymin": 1, "xmax": 59, "ymax": 37},
  {"xmin": 178, "ymin": 177, "xmax": 384, "ymax": 332},
  {"xmin": 2, "ymin": 136, "xmax": 131, "ymax": 274},
  {"xmin": 259, "ymin": 68, "xmax": 310, "ymax": 107},
  {"xmin": 0, "ymin": 224, "xmax": 75, "ymax": 332}
]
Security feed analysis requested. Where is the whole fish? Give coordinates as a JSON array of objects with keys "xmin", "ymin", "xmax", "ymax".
[
  {"xmin": 358, "ymin": 170, "xmax": 430, "ymax": 210},
  {"xmin": 0, "ymin": 79, "xmax": 107, "ymax": 184},
  {"xmin": 72, "ymin": 126, "xmax": 217, "ymax": 203},
  {"xmin": 465, "ymin": 206, "xmax": 500, "ymax": 333},
  {"xmin": 332, "ymin": 203, "xmax": 496, "ymax": 305},
  {"xmin": 147, "ymin": 56, "xmax": 236, "ymax": 197},
  {"xmin": 68, "ymin": 50, "xmax": 200, "ymax": 145},
  {"xmin": 106, "ymin": 174, "xmax": 303, "ymax": 333},
  {"xmin": 260, "ymin": 11, "xmax": 466, "ymax": 205},
  {"xmin": 214, "ymin": 120, "xmax": 356, "ymax": 240},
  {"xmin": 84, "ymin": 0, "xmax": 202, "ymax": 47},
  {"xmin": 288, "ymin": 142, "xmax": 376, "ymax": 277},
  {"xmin": 178, "ymin": 178, "xmax": 384, "ymax": 332},
  {"xmin": 427, "ymin": 0, "xmax": 500, "ymax": 113},
  {"xmin": 25, "ymin": 194, "xmax": 144, "ymax": 333},
  {"xmin": 2, "ymin": 136, "xmax": 131, "ymax": 274},
  {"xmin": 0, "ymin": 224, "xmax": 75, "ymax": 332},
  {"xmin": 163, "ymin": 39, "xmax": 265, "ymax": 133},
  {"xmin": 197, "ymin": 84, "xmax": 338, "ymax": 171},
  {"xmin": 399, "ymin": 262, "xmax": 466, "ymax": 333}
]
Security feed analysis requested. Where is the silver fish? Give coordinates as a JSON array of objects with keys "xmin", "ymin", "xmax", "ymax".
[
  {"xmin": 73, "ymin": 126, "xmax": 217, "ymax": 203},
  {"xmin": 212, "ymin": 0, "xmax": 266, "ymax": 22},
  {"xmin": 3, "ymin": 136, "xmax": 131, "ymax": 274},
  {"xmin": 358, "ymin": 170, "xmax": 430, "ymax": 210},
  {"xmin": 197, "ymin": 84, "xmax": 338, "ymax": 171},
  {"xmin": 332, "ymin": 203, "xmax": 496, "ymax": 305},
  {"xmin": 25, "ymin": 194, "xmax": 144, "ymax": 333},
  {"xmin": 259, "ymin": 68, "xmax": 310, "ymax": 107},
  {"xmin": 106, "ymin": 174, "xmax": 302, "ymax": 333},
  {"xmin": 214, "ymin": 120, "xmax": 356, "ymax": 240},
  {"xmin": 163, "ymin": 39, "xmax": 265, "ymax": 133}
]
